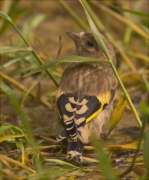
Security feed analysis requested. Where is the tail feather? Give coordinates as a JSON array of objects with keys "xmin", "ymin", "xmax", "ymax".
[
  {"xmin": 66, "ymin": 139, "xmax": 84, "ymax": 163},
  {"xmin": 56, "ymin": 129, "xmax": 67, "ymax": 141},
  {"xmin": 65, "ymin": 120, "xmax": 78, "ymax": 139}
]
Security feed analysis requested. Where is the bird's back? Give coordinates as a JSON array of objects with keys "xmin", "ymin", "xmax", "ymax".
[{"xmin": 57, "ymin": 62, "xmax": 117, "ymax": 103}]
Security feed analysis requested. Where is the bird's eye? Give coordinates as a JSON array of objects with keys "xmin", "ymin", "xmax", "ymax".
[{"xmin": 87, "ymin": 41, "xmax": 94, "ymax": 47}]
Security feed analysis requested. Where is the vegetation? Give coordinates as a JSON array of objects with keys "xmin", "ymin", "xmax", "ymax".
[{"xmin": 0, "ymin": 0, "xmax": 148, "ymax": 179}]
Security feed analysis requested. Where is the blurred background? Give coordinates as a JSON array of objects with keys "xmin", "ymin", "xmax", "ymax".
[{"xmin": 0, "ymin": 0, "xmax": 149, "ymax": 179}]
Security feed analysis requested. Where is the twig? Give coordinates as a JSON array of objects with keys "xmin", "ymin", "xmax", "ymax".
[
  {"xmin": 0, "ymin": 71, "xmax": 52, "ymax": 109},
  {"xmin": 56, "ymin": 36, "xmax": 62, "ymax": 59},
  {"xmin": 0, "ymin": 154, "xmax": 35, "ymax": 173},
  {"xmin": 84, "ymin": 145, "xmax": 95, "ymax": 151},
  {"xmin": 127, "ymin": 52, "xmax": 149, "ymax": 62},
  {"xmin": 34, "ymin": 134, "xmax": 57, "ymax": 143},
  {"xmin": 83, "ymin": 156, "xmax": 98, "ymax": 163},
  {"xmin": 119, "ymin": 119, "xmax": 145, "ymax": 178}
]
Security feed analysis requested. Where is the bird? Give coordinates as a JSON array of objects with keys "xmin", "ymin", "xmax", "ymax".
[{"xmin": 55, "ymin": 31, "xmax": 117, "ymax": 163}]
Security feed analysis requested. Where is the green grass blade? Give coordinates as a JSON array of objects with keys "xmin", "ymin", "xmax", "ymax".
[
  {"xmin": 142, "ymin": 73, "xmax": 149, "ymax": 92},
  {"xmin": 44, "ymin": 158, "xmax": 76, "ymax": 168},
  {"xmin": 0, "ymin": 1, "xmax": 29, "ymax": 35},
  {"xmin": 0, "ymin": 81, "xmax": 41, "ymax": 171},
  {"xmin": 110, "ymin": 5, "xmax": 148, "ymax": 18},
  {"xmin": 143, "ymin": 129, "xmax": 149, "ymax": 173},
  {"xmin": 8, "ymin": 124, "xmax": 24, "ymax": 135},
  {"xmin": 36, "ymin": 36, "xmax": 51, "ymax": 59},
  {"xmin": 0, "ymin": 124, "xmax": 13, "ymax": 135},
  {"xmin": 21, "ymin": 73, "xmax": 44, "ymax": 106},
  {"xmin": 0, "ymin": 134, "xmax": 24, "ymax": 143},
  {"xmin": 0, "ymin": 10, "xmax": 12, "ymax": 22},
  {"xmin": 24, "ymin": 55, "xmax": 109, "ymax": 77},
  {"xmin": 0, "ymin": 124, "xmax": 24, "ymax": 135},
  {"xmin": 0, "ymin": 11, "xmax": 58, "ymax": 87},
  {"xmin": 57, "ymin": 0, "xmax": 89, "ymax": 31},
  {"xmin": 107, "ymin": 97, "xmax": 127, "ymax": 135},
  {"xmin": 0, "ymin": 81, "xmax": 33, "ymax": 143},
  {"xmin": 0, "ymin": 57, "xmax": 23, "ymax": 71},
  {"xmin": 140, "ymin": 102, "xmax": 149, "ymax": 173},
  {"xmin": 15, "ymin": 138, "xmax": 25, "ymax": 164},
  {"xmin": 92, "ymin": 138, "xmax": 118, "ymax": 180},
  {"xmin": 79, "ymin": 0, "xmax": 142, "ymax": 129},
  {"xmin": 79, "ymin": 0, "xmax": 111, "ymax": 61},
  {"xmin": 0, "ymin": 46, "xmax": 32, "ymax": 54},
  {"xmin": 0, "ymin": 158, "xmax": 2, "ymax": 180}
]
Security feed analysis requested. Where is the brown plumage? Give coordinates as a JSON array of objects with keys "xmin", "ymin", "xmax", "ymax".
[{"xmin": 56, "ymin": 32, "xmax": 117, "ymax": 163}]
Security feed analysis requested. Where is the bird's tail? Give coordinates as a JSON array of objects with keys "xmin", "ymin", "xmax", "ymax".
[{"xmin": 66, "ymin": 139, "xmax": 84, "ymax": 163}]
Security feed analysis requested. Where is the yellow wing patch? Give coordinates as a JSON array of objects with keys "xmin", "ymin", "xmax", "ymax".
[
  {"xmin": 86, "ymin": 99, "xmax": 104, "ymax": 123},
  {"xmin": 85, "ymin": 91, "xmax": 112, "ymax": 123}
]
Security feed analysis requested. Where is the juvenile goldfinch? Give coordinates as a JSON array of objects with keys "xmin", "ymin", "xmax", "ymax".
[{"xmin": 56, "ymin": 32, "xmax": 117, "ymax": 163}]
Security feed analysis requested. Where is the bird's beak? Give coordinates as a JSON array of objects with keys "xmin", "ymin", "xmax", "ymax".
[{"xmin": 66, "ymin": 32, "xmax": 80, "ymax": 43}]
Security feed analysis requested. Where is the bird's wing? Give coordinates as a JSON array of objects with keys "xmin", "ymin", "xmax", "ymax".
[{"xmin": 56, "ymin": 89, "xmax": 115, "ymax": 141}]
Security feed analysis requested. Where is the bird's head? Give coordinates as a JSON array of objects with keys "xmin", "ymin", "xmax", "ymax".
[{"xmin": 66, "ymin": 31, "xmax": 116, "ymax": 65}]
